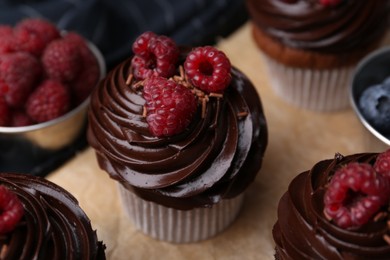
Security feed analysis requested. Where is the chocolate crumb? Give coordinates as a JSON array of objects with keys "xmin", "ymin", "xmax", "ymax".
[
  {"xmin": 201, "ymin": 98, "xmax": 207, "ymax": 119},
  {"xmin": 209, "ymin": 93, "xmax": 223, "ymax": 98},
  {"xmin": 383, "ymin": 234, "xmax": 390, "ymax": 245},
  {"xmin": 237, "ymin": 111, "xmax": 248, "ymax": 118},
  {"xmin": 374, "ymin": 211, "xmax": 388, "ymax": 222},
  {"xmin": 179, "ymin": 65, "xmax": 184, "ymax": 79},
  {"xmin": 142, "ymin": 106, "xmax": 147, "ymax": 118},
  {"xmin": 125, "ymin": 73, "xmax": 133, "ymax": 86},
  {"xmin": 0, "ymin": 244, "xmax": 7, "ymax": 259},
  {"xmin": 133, "ymin": 80, "xmax": 144, "ymax": 89}
]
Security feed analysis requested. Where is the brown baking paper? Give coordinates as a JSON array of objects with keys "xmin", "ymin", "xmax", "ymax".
[{"xmin": 47, "ymin": 23, "xmax": 368, "ymax": 260}]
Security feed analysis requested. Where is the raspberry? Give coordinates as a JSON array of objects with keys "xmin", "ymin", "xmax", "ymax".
[
  {"xmin": 0, "ymin": 35, "xmax": 19, "ymax": 54},
  {"xmin": 184, "ymin": 46, "xmax": 231, "ymax": 93},
  {"xmin": 26, "ymin": 80, "xmax": 71, "ymax": 123},
  {"xmin": 143, "ymin": 77, "xmax": 197, "ymax": 137},
  {"xmin": 11, "ymin": 110, "xmax": 33, "ymax": 127},
  {"xmin": 0, "ymin": 185, "xmax": 24, "ymax": 235},
  {"xmin": 374, "ymin": 149, "xmax": 390, "ymax": 178},
  {"xmin": 0, "ymin": 96, "xmax": 10, "ymax": 126},
  {"xmin": 0, "ymin": 26, "xmax": 18, "ymax": 54},
  {"xmin": 132, "ymin": 31, "xmax": 157, "ymax": 58},
  {"xmin": 131, "ymin": 32, "xmax": 179, "ymax": 80},
  {"xmin": 319, "ymin": 0, "xmax": 343, "ymax": 6},
  {"xmin": 42, "ymin": 38, "xmax": 82, "ymax": 82},
  {"xmin": 0, "ymin": 25, "xmax": 13, "ymax": 37},
  {"xmin": 0, "ymin": 52, "xmax": 42, "ymax": 108},
  {"xmin": 14, "ymin": 18, "xmax": 60, "ymax": 57},
  {"xmin": 323, "ymin": 162, "xmax": 390, "ymax": 229},
  {"xmin": 64, "ymin": 32, "xmax": 100, "ymax": 104}
]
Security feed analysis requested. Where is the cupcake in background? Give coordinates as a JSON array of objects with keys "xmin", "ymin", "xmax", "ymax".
[
  {"xmin": 273, "ymin": 151, "xmax": 390, "ymax": 259},
  {"xmin": 0, "ymin": 173, "xmax": 106, "ymax": 259},
  {"xmin": 88, "ymin": 32, "xmax": 268, "ymax": 243},
  {"xmin": 245, "ymin": 0, "xmax": 389, "ymax": 111}
]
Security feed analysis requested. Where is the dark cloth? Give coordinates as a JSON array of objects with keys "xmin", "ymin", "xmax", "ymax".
[{"xmin": 0, "ymin": 0, "xmax": 248, "ymax": 69}]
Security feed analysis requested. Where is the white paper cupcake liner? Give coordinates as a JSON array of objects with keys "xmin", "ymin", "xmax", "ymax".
[
  {"xmin": 118, "ymin": 184, "xmax": 244, "ymax": 243},
  {"xmin": 262, "ymin": 54, "xmax": 355, "ymax": 112}
]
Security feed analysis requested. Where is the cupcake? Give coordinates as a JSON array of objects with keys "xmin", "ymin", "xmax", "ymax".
[
  {"xmin": 88, "ymin": 32, "xmax": 268, "ymax": 243},
  {"xmin": 245, "ymin": 0, "xmax": 389, "ymax": 111},
  {"xmin": 0, "ymin": 172, "xmax": 106, "ymax": 259},
  {"xmin": 273, "ymin": 150, "xmax": 390, "ymax": 259}
]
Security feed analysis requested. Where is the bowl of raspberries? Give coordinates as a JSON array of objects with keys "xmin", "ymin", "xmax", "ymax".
[
  {"xmin": 350, "ymin": 47, "xmax": 390, "ymax": 152},
  {"xmin": 0, "ymin": 18, "xmax": 105, "ymax": 152}
]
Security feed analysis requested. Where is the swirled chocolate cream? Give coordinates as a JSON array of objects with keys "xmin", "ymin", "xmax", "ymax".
[
  {"xmin": 245, "ymin": 0, "xmax": 388, "ymax": 68},
  {"xmin": 87, "ymin": 32, "xmax": 267, "ymax": 242},
  {"xmin": 273, "ymin": 151, "xmax": 390, "ymax": 259},
  {"xmin": 0, "ymin": 173, "xmax": 106, "ymax": 259}
]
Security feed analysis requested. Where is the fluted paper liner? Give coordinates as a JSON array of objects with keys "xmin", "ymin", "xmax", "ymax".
[
  {"xmin": 118, "ymin": 184, "xmax": 244, "ymax": 243},
  {"xmin": 262, "ymin": 55, "xmax": 354, "ymax": 112}
]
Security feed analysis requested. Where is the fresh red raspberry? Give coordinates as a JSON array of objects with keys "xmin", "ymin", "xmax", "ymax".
[
  {"xmin": 14, "ymin": 18, "xmax": 60, "ymax": 56},
  {"xmin": 11, "ymin": 110, "xmax": 33, "ymax": 127},
  {"xmin": 26, "ymin": 80, "xmax": 71, "ymax": 123},
  {"xmin": 0, "ymin": 26, "xmax": 17, "ymax": 54},
  {"xmin": 132, "ymin": 31, "xmax": 157, "ymax": 58},
  {"xmin": 63, "ymin": 32, "xmax": 100, "ymax": 104},
  {"xmin": 184, "ymin": 46, "xmax": 231, "ymax": 93},
  {"xmin": 0, "ymin": 52, "xmax": 42, "ymax": 108},
  {"xmin": 0, "ymin": 25, "xmax": 13, "ymax": 37},
  {"xmin": 131, "ymin": 32, "xmax": 179, "ymax": 80},
  {"xmin": 143, "ymin": 77, "xmax": 197, "ymax": 137},
  {"xmin": 42, "ymin": 38, "xmax": 82, "ymax": 82},
  {"xmin": 323, "ymin": 162, "xmax": 390, "ymax": 229},
  {"xmin": 0, "ymin": 185, "xmax": 24, "ymax": 235},
  {"xmin": 319, "ymin": 0, "xmax": 342, "ymax": 6},
  {"xmin": 0, "ymin": 35, "xmax": 19, "ymax": 54},
  {"xmin": 0, "ymin": 96, "xmax": 10, "ymax": 126},
  {"xmin": 374, "ymin": 149, "xmax": 390, "ymax": 178}
]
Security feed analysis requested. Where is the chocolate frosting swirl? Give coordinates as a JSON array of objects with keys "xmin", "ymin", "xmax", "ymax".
[
  {"xmin": 273, "ymin": 153, "xmax": 390, "ymax": 259},
  {"xmin": 0, "ymin": 173, "xmax": 105, "ymax": 260},
  {"xmin": 246, "ymin": 0, "xmax": 389, "ymax": 53},
  {"xmin": 87, "ymin": 53, "xmax": 268, "ymax": 210}
]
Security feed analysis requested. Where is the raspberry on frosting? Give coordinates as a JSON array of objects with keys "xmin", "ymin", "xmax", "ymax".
[
  {"xmin": 324, "ymin": 154, "xmax": 390, "ymax": 229},
  {"xmin": 0, "ymin": 185, "xmax": 24, "ymax": 235},
  {"xmin": 131, "ymin": 31, "xmax": 179, "ymax": 80},
  {"xmin": 143, "ymin": 76, "xmax": 198, "ymax": 137},
  {"xmin": 184, "ymin": 46, "xmax": 231, "ymax": 93},
  {"xmin": 127, "ymin": 32, "xmax": 236, "ymax": 137}
]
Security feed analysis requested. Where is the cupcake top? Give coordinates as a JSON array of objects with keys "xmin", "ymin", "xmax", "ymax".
[
  {"xmin": 0, "ymin": 173, "xmax": 105, "ymax": 259},
  {"xmin": 273, "ymin": 151, "xmax": 390, "ymax": 259},
  {"xmin": 246, "ymin": 0, "xmax": 388, "ymax": 53},
  {"xmin": 88, "ymin": 32, "xmax": 268, "ymax": 210}
]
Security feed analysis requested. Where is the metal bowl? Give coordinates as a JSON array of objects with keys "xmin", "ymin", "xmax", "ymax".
[
  {"xmin": 0, "ymin": 41, "xmax": 106, "ymax": 175},
  {"xmin": 350, "ymin": 47, "xmax": 390, "ymax": 152}
]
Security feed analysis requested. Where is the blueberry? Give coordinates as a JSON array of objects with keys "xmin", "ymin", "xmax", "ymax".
[{"xmin": 358, "ymin": 83, "xmax": 390, "ymax": 135}]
